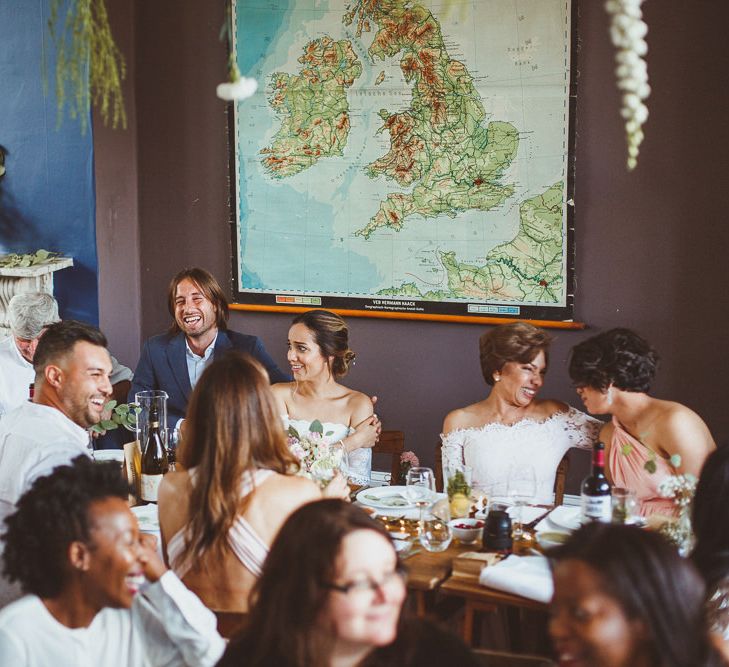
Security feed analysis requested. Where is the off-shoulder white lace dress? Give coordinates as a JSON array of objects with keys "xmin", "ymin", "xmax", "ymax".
[{"xmin": 441, "ymin": 407, "xmax": 601, "ymax": 504}]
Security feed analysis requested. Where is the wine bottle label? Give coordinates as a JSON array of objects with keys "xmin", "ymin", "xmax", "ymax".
[
  {"xmin": 141, "ymin": 473, "xmax": 163, "ymax": 502},
  {"xmin": 581, "ymin": 494, "xmax": 611, "ymax": 522}
]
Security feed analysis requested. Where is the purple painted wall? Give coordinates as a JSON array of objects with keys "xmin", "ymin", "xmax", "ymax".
[{"xmin": 97, "ymin": 1, "xmax": 729, "ymax": 492}]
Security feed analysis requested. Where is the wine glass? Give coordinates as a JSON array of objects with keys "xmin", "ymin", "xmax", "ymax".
[
  {"xmin": 405, "ymin": 466, "xmax": 436, "ymax": 525},
  {"xmin": 507, "ymin": 464, "xmax": 537, "ymax": 539},
  {"xmin": 165, "ymin": 427, "xmax": 180, "ymax": 472},
  {"xmin": 419, "ymin": 498, "xmax": 453, "ymax": 552}
]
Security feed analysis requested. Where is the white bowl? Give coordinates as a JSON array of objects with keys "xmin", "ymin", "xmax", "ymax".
[
  {"xmin": 448, "ymin": 518, "xmax": 485, "ymax": 544},
  {"xmin": 536, "ymin": 530, "xmax": 570, "ymax": 549}
]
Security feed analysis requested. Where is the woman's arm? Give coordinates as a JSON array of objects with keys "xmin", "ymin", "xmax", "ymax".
[{"xmin": 341, "ymin": 392, "xmax": 379, "ymax": 453}]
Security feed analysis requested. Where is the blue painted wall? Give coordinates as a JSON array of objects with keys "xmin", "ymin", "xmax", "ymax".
[{"xmin": 0, "ymin": 1, "xmax": 98, "ymax": 324}]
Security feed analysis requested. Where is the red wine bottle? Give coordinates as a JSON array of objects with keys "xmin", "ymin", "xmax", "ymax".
[{"xmin": 581, "ymin": 442, "xmax": 612, "ymax": 522}]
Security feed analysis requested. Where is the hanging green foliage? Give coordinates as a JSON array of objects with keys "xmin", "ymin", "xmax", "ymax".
[{"xmin": 48, "ymin": 0, "xmax": 126, "ymax": 131}]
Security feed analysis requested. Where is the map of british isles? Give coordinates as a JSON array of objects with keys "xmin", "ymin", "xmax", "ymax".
[{"xmin": 234, "ymin": 0, "xmax": 572, "ymax": 316}]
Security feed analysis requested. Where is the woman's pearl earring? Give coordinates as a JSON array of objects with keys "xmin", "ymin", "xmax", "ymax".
[{"xmin": 494, "ymin": 375, "xmax": 501, "ymax": 382}]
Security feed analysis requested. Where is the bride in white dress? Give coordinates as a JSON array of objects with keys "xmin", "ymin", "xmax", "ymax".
[
  {"xmin": 272, "ymin": 310, "xmax": 379, "ymax": 486},
  {"xmin": 442, "ymin": 322, "xmax": 601, "ymax": 504}
]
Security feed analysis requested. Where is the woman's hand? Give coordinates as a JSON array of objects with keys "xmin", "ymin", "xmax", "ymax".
[
  {"xmin": 322, "ymin": 471, "xmax": 350, "ymax": 500},
  {"xmin": 138, "ymin": 533, "xmax": 168, "ymax": 583},
  {"xmin": 345, "ymin": 414, "xmax": 380, "ymax": 452}
]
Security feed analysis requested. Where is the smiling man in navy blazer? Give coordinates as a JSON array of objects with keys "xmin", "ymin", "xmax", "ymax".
[{"xmin": 130, "ymin": 268, "xmax": 289, "ymax": 428}]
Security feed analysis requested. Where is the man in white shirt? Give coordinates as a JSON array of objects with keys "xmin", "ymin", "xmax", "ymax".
[
  {"xmin": 0, "ymin": 456, "xmax": 225, "ymax": 666},
  {"xmin": 0, "ymin": 292, "xmax": 134, "ymax": 420},
  {"xmin": 0, "ymin": 320, "xmax": 113, "ymax": 606},
  {"xmin": 0, "ymin": 292, "xmax": 60, "ymax": 417}
]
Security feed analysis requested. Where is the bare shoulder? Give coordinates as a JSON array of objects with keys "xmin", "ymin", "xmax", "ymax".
[
  {"xmin": 654, "ymin": 400, "xmax": 714, "ymax": 440},
  {"xmin": 158, "ymin": 470, "xmax": 191, "ymax": 503},
  {"xmin": 345, "ymin": 389, "xmax": 373, "ymax": 417},
  {"xmin": 270, "ymin": 382, "xmax": 294, "ymax": 399},
  {"xmin": 262, "ymin": 472, "xmax": 321, "ymax": 506},
  {"xmin": 443, "ymin": 402, "xmax": 487, "ymax": 434}
]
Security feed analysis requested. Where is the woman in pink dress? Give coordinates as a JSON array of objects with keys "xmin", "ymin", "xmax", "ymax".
[{"xmin": 569, "ymin": 328, "xmax": 715, "ymax": 517}]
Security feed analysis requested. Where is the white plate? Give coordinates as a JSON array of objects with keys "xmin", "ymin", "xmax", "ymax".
[
  {"xmin": 93, "ymin": 450, "xmax": 124, "ymax": 463},
  {"xmin": 130, "ymin": 504, "xmax": 160, "ymax": 532},
  {"xmin": 547, "ymin": 506, "xmax": 583, "ymax": 532},
  {"xmin": 357, "ymin": 486, "xmax": 416, "ymax": 510}
]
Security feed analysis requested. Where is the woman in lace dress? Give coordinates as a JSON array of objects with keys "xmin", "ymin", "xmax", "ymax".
[
  {"xmin": 272, "ymin": 310, "xmax": 379, "ymax": 486},
  {"xmin": 442, "ymin": 322, "xmax": 600, "ymax": 504},
  {"xmin": 569, "ymin": 328, "xmax": 715, "ymax": 516}
]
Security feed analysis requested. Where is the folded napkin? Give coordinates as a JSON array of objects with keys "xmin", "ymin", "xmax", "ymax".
[{"xmin": 479, "ymin": 555, "xmax": 554, "ymax": 603}]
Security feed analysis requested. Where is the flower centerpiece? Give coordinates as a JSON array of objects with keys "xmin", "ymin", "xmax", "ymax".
[
  {"xmin": 287, "ymin": 419, "xmax": 345, "ymax": 487},
  {"xmin": 658, "ymin": 472, "xmax": 697, "ymax": 556},
  {"xmin": 397, "ymin": 450, "xmax": 419, "ymax": 485}
]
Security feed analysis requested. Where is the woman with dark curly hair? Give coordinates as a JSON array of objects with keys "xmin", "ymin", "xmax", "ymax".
[
  {"xmin": 569, "ymin": 329, "xmax": 715, "ymax": 516},
  {"xmin": 441, "ymin": 322, "xmax": 600, "ymax": 504},
  {"xmin": 217, "ymin": 500, "xmax": 477, "ymax": 667},
  {"xmin": 272, "ymin": 310, "xmax": 380, "ymax": 486},
  {"xmin": 550, "ymin": 522, "xmax": 722, "ymax": 667},
  {"xmin": 0, "ymin": 456, "xmax": 224, "ymax": 666}
]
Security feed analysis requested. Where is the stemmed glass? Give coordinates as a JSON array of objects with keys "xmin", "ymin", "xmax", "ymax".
[
  {"xmin": 507, "ymin": 464, "xmax": 537, "ymax": 539},
  {"xmin": 405, "ymin": 466, "xmax": 436, "ymax": 529},
  {"xmin": 165, "ymin": 427, "xmax": 180, "ymax": 472}
]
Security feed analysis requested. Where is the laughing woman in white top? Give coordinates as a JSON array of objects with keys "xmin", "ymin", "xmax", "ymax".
[
  {"xmin": 271, "ymin": 310, "xmax": 379, "ymax": 486},
  {"xmin": 0, "ymin": 456, "xmax": 224, "ymax": 667},
  {"xmin": 442, "ymin": 322, "xmax": 600, "ymax": 504}
]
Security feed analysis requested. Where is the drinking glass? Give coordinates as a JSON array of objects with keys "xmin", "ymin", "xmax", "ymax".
[
  {"xmin": 419, "ymin": 498, "xmax": 453, "ymax": 552},
  {"xmin": 134, "ymin": 390, "xmax": 168, "ymax": 454},
  {"xmin": 165, "ymin": 427, "xmax": 180, "ymax": 472},
  {"xmin": 444, "ymin": 463, "xmax": 473, "ymax": 517},
  {"xmin": 405, "ymin": 467, "xmax": 436, "ymax": 527},
  {"xmin": 507, "ymin": 464, "xmax": 537, "ymax": 538},
  {"xmin": 611, "ymin": 487, "xmax": 638, "ymax": 524}
]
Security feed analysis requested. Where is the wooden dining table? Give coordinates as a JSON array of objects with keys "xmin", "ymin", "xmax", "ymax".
[{"xmin": 403, "ymin": 538, "xmax": 549, "ymax": 648}]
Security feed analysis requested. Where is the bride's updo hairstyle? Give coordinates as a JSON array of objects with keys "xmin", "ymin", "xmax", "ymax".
[
  {"xmin": 292, "ymin": 309, "xmax": 356, "ymax": 378},
  {"xmin": 479, "ymin": 322, "xmax": 554, "ymax": 386}
]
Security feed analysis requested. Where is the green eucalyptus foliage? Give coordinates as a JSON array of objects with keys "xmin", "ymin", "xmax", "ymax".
[
  {"xmin": 48, "ymin": 0, "xmax": 126, "ymax": 131},
  {"xmin": 89, "ymin": 401, "xmax": 140, "ymax": 433},
  {"xmin": 0, "ymin": 250, "xmax": 61, "ymax": 268}
]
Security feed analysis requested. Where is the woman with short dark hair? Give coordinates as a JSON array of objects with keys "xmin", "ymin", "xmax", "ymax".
[
  {"xmin": 569, "ymin": 328, "xmax": 715, "ymax": 516},
  {"xmin": 442, "ymin": 322, "xmax": 599, "ymax": 504},
  {"xmin": 217, "ymin": 500, "xmax": 477, "ymax": 667},
  {"xmin": 550, "ymin": 522, "xmax": 722, "ymax": 667}
]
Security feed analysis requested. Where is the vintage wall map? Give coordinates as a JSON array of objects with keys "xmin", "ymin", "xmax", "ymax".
[{"xmin": 232, "ymin": 0, "xmax": 575, "ymax": 321}]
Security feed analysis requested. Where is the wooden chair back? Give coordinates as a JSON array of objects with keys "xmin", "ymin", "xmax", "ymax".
[
  {"xmin": 374, "ymin": 430, "xmax": 404, "ymax": 484},
  {"xmin": 434, "ymin": 440, "xmax": 570, "ymax": 505}
]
